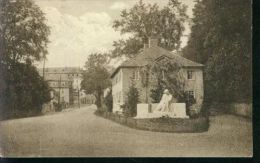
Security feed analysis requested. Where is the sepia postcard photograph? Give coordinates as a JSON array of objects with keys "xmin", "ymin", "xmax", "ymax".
[{"xmin": 0, "ymin": 0, "xmax": 252, "ymax": 157}]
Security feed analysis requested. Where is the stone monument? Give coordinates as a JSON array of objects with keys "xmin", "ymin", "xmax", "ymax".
[{"xmin": 135, "ymin": 89, "xmax": 189, "ymax": 119}]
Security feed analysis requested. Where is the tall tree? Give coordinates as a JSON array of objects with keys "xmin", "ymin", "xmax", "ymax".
[
  {"xmin": 0, "ymin": 0, "xmax": 51, "ymax": 119},
  {"xmin": 182, "ymin": 0, "xmax": 251, "ymax": 103},
  {"xmin": 81, "ymin": 53, "xmax": 111, "ymax": 108},
  {"xmin": 111, "ymin": 0, "xmax": 188, "ymax": 58},
  {"xmin": 0, "ymin": 0, "xmax": 50, "ymax": 66}
]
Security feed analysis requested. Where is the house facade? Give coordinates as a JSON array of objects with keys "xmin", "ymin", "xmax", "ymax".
[
  {"xmin": 38, "ymin": 67, "xmax": 86, "ymax": 106},
  {"xmin": 111, "ymin": 38, "xmax": 204, "ymax": 113},
  {"xmin": 48, "ymin": 79, "xmax": 71, "ymax": 104}
]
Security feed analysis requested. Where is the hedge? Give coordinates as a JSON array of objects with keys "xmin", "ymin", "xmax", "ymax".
[{"xmin": 95, "ymin": 110, "xmax": 209, "ymax": 133}]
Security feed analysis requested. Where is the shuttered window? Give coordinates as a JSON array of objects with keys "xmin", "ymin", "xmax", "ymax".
[{"xmin": 187, "ymin": 70, "xmax": 193, "ymax": 80}]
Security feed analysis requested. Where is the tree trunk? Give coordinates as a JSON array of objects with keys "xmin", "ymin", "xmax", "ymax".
[{"xmin": 94, "ymin": 88, "xmax": 103, "ymax": 108}]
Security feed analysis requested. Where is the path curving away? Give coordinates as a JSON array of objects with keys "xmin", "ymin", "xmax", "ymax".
[{"xmin": 0, "ymin": 105, "xmax": 252, "ymax": 157}]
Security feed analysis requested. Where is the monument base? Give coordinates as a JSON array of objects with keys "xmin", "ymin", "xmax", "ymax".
[
  {"xmin": 135, "ymin": 112, "xmax": 189, "ymax": 119},
  {"xmin": 135, "ymin": 103, "xmax": 189, "ymax": 119}
]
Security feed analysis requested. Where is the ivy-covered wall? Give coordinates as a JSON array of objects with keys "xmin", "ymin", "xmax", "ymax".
[{"xmin": 120, "ymin": 66, "xmax": 204, "ymax": 106}]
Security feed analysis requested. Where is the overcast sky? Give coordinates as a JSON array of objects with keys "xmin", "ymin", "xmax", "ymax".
[{"xmin": 34, "ymin": 0, "xmax": 196, "ymax": 68}]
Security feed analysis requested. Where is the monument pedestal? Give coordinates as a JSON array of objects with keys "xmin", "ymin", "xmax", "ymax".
[{"xmin": 135, "ymin": 103, "xmax": 189, "ymax": 119}]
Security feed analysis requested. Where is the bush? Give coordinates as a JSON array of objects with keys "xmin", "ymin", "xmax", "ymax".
[
  {"xmin": 53, "ymin": 102, "xmax": 62, "ymax": 112},
  {"xmin": 123, "ymin": 81, "xmax": 139, "ymax": 117},
  {"xmin": 104, "ymin": 89, "xmax": 113, "ymax": 112},
  {"xmin": 0, "ymin": 63, "xmax": 51, "ymax": 119},
  {"xmin": 179, "ymin": 92, "xmax": 196, "ymax": 117},
  {"xmin": 150, "ymin": 79, "xmax": 165, "ymax": 103},
  {"xmin": 97, "ymin": 111, "xmax": 209, "ymax": 133}
]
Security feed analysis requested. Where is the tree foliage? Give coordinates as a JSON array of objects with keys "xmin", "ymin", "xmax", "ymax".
[
  {"xmin": 84, "ymin": 53, "xmax": 109, "ymax": 71},
  {"xmin": 81, "ymin": 53, "xmax": 111, "ymax": 108},
  {"xmin": 0, "ymin": 0, "xmax": 51, "ymax": 119},
  {"xmin": 111, "ymin": 0, "xmax": 188, "ymax": 58},
  {"xmin": 0, "ymin": 62, "xmax": 51, "ymax": 119},
  {"xmin": 150, "ymin": 79, "xmax": 164, "ymax": 103},
  {"xmin": 0, "ymin": 0, "xmax": 50, "ymax": 66},
  {"xmin": 182, "ymin": 0, "xmax": 251, "ymax": 103},
  {"xmin": 123, "ymin": 80, "xmax": 139, "ymax": 117},
  {"xmin": 149, "ymin": 59, "xmax": 186, "ymax": 102},
  {"xmin": 148, "ymin": 59, "xmax": 199, "ymax": 115},
  {"xmin": 104, "ymin": 89, "xmax": 113, "ymax": 112}
]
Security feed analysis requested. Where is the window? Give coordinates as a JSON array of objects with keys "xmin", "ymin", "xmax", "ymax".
[
  {"xmin": 133, "ymin": 70, "xmax": 140, "ymax": 80},
  {"xmin": 188, "ymin": 90, "xmax": 195, "ymax": 99},
  {"xmin": 187, "ymin": 70, "xmax": 193, "ymax": 80}
]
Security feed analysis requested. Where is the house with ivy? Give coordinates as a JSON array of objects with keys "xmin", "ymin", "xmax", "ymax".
[{"xmin": 110, "ymin": 37, "xmax": 204, "ymax": 114}]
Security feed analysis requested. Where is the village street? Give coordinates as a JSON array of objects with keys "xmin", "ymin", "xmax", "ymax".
[{"xmin": 0, "ymin": 105, "xmax": 252, "ymax": 157}]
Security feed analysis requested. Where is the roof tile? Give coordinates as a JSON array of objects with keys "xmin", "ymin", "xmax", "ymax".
[{"xmin": 111, "ymin": 46, "xmax": 203, "ymax": 78}]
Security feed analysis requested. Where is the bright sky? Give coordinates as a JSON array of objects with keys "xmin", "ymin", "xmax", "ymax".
[{"xmin": 34, "ymin": 0, "xmax": 196, "ymax": 68}]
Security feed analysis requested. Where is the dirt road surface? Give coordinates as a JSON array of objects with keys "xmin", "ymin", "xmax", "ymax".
[{"xmin": 0, "ymin": 105, "xmax": 252, "ymax": 157}]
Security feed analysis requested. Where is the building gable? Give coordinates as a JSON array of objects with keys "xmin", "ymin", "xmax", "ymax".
[
  {"xmin": 110, "ymin": 41, "xmax": 204, "ymax": 78},
  {"xmin": 154, "ymin": 55, "xmax": 173, "ymax": 63}
]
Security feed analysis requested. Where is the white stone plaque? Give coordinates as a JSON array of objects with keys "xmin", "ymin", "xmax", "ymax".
[
  {"xmin": 171, "ymin": 103, "xmax": 189, "ymax": 118},
  {"xmin": 136, "ymin": 103, "xmax": 149, "ymax": 118}
]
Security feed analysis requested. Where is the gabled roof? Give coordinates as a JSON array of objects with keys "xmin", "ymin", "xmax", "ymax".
[{"xmin": 111, "ymin": 46, "xmax": 203, "ymax": 78}]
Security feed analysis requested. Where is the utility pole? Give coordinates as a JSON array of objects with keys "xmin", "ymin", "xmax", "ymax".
[
  {"xmin": 41, "ymin": 54, "xmax": 46, "ymax": 112},
  {"xmin": 58, "ymin": 75, "xmax": 61, "ymax": 108},
  {"xmin": 77, "ymin": 67, "xmax": 81, "ymax": 109},
  {"xmin": 77, "ymin": 77, "xmax": 80, "ymax": 108},
  {"xmin": 42, "ymin": 57, "xmax": 45, "ymax": 80},
  {"xmin": 78, "ymin": 86, "xmax": 80, "ymax": 108}
]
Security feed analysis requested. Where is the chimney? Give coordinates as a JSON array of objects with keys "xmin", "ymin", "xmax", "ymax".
[{"xmin": 148, "ymin": 37, "xmax": 158, "ymax": 47}]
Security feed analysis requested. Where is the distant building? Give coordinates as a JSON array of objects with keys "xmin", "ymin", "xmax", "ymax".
[
  {"xmin": 110, "ymin": 38, "xmax": 204, "ymax": 113},
  {"xmin": 38, "ymin": 67, "xmax": 86, "ymax": 106}
]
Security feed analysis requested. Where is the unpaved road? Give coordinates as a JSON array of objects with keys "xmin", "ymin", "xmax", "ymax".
[{"xmin": 0, "ymin": 105, "xmax": 252, "ymax": 157}]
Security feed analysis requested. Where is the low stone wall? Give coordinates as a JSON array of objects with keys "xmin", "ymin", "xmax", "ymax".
[
  {"xmin": 41, "ymin": 102, "xmax": 55, "ymax": 114},
  {"xmin": 95, "ymin": 111, "xmax": 209, "ymax": 133},
  {"xmin": 209, "ymin": 102, "xmax": 252, "ymax": 118},
  {"xmin": 229, "ymin": 103, "xmax": 252, "ymax": 118}
]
